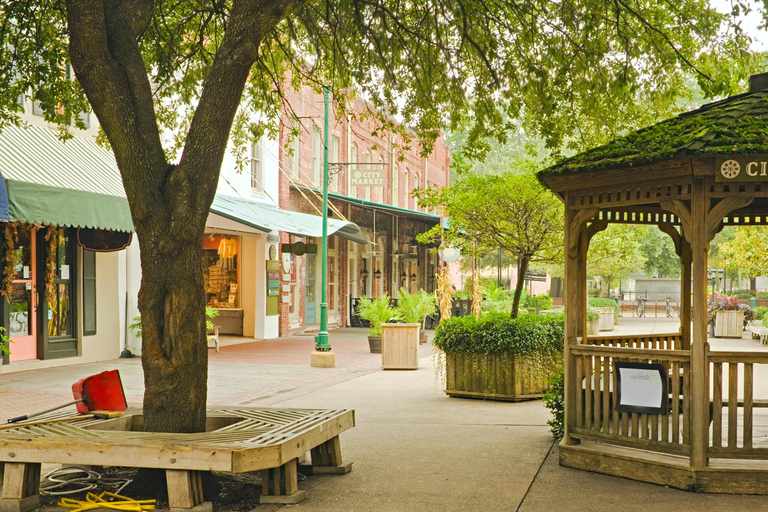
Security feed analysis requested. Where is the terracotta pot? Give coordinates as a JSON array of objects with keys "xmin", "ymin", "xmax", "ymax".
[{"xmin": 368, "ymin": 336, "xmax": 382, "ymax": 354}]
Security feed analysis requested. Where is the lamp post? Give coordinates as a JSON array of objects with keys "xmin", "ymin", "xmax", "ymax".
[{"xmin": 311, "ymin": 86, "xmax": 334, "ymax": 368}]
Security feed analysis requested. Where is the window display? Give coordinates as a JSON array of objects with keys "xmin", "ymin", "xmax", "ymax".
[{"xmin": 203, "ymin": 234, "xmax": 239, "ymax": 308}]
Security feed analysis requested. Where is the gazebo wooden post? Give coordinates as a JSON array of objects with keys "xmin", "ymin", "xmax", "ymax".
[
  {"xmin": 680, "ymin": 236, "xmax": 692, "ymax": 350},
  {"xmin": 689, "ymin": 178, "xmax": 710, "ymax": 468},
  {"xmin": 562, "ymin": 198, "xmax": 594, "ymax": 446}
]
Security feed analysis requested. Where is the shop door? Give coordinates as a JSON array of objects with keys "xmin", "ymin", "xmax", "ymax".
[
  {"xmin": 8, "ymin": 226, "xmax": 37, "ymax": 361},
  {"xmin": 305, "ymin": 254, "xmax": 317, "ymax": 324}
]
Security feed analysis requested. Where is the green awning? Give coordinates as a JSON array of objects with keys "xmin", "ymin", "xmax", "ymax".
[
  {"xmin": 0, "ymin": 124, "xmax": 133, "ymax": 232},
  {"xmin": 291, "ymin": 185, "xmax": 441, "ymax": 223},
  {"xmin": 210, "ymin": 195, "xmax": 370, "ymax": 244}
]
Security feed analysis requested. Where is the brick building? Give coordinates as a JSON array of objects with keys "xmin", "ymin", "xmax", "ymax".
[{"xmin": 275, "ymin": 87, "xmax": 451, "ymax": 334}]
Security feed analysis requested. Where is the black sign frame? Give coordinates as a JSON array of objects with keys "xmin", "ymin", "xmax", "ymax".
[{"xmin": 613, "ymin": 361, "xmax": 668, "ymax": 416}]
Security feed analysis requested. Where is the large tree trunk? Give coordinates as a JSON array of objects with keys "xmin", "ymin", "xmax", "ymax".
[
  {"xmin": 65, "ymin": 0, "xmax": 302, "ymax": 435},
  {"xmin": 511, "ymin": 257, "xmax": 530, "ymax": 319},
  {"xmin": 138, "ymin": 215, "xmax": 208, "ymax": 432}
]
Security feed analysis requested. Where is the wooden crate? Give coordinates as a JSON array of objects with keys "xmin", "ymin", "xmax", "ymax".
[
  {"xmin": 444, "ymin": 352, "xmax": 556, "ymax": 401},
  {"xmin": 714, "ymin": 310, "xmax": 744, "ymax": 338},
  {"xmin": 381, "ymin": 323, "xmax": 420, "ymax": 370},
  {"xmin": 595, "ymin": 307, "xmax": 615, "ymax": 331}
]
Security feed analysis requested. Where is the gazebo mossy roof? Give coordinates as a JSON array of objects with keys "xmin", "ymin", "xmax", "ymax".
[{"xmin": 539, "ymin": 88, "xmax": 768, "ymax": 179}]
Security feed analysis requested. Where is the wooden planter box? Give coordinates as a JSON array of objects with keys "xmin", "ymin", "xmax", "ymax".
[
  {"xmin": 381, "ymin": 323, "xmax": 420, "ymax": 370},
  {"xmin": 444, "ymin": 352, "xmax": 556, "ymax": 401},
  {"xmin": 715, "ymin": 310, "xmax": 744, "ymax": 338},
  {"xmin": 595, "ymin": 308, "xmax": 615, "ymax": 331},
  {"xmin": 588, "ymin": 318, "xmax": 600, "ymax": 335}
]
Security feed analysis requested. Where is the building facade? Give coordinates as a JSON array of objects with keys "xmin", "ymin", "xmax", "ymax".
[{"xmin": 274, "ymin": 87, "xmax": 451, "ymax": 334}]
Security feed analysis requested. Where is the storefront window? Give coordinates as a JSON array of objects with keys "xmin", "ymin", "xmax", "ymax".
[
  {"xmin": 48, "ymin": 228, "xmax": 73, "ymax": 338},
  {"xmin": 203, "ymin": 234, "xmax": 240, "ymax": 308}
]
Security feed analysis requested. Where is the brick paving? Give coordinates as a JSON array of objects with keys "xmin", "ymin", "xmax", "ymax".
[{"xmin": 0, "ymin": 327, "xmax": 435, "ymax": 421}]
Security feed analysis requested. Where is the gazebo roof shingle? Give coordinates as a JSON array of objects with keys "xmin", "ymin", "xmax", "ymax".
[{"xmin": 539, "ymin": 89, "xmax": 768, "ymax": 179}]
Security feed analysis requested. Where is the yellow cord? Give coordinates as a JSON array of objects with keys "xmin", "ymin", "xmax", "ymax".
[{"xmin": 58, "ymin": 491, "xmax": 156, "ymax": 512}]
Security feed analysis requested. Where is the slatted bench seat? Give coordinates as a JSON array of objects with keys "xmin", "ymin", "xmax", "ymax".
[
  {"xmin": 751, "ymin": 325, "xmax": 768, "ymax": 345},
  {"xmin": 0, "ymin": 406, "xmax": 355, "ymax": 512}
]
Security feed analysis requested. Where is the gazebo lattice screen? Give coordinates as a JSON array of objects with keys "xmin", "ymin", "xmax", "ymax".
[{"xmin": 539, "ymin": 73, "xmax": 768, "ymax": 493}]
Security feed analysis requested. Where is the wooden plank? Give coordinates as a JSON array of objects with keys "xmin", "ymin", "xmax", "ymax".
[
  {"xmin": 283, "ymin": 459, "xmax": 298, "ymax": 496},
  {"xmin": 571, "ymin": 345, "xmax": 690, "ymax": 361},
  {"xmin": 584, "ymin": 356, "xmax": 593, "ymax": 430},
  {"xmin": 683, "ymin": 363, "xmax": 691, "ymax": 445},
  {"xmin": 166, "ymin": 470, "xmax": 202, "ymax": 509},
  {"xmin": 593, "ymin": 356, "xmax": 602, "ymax": 431},
  {"xmin": 713, "ymin": 363, "xmax": 723, "ymax": 448},
  {"xmin": 570, "ymin": 429, "xmax": 689, "ymax": 456},
  {"xmin": 672, "ymin": 362, "xmax": 680, "ymax": 444},
  {"xmin": 661, "ymin": 361, "xmax": 669, "ymax": 443},
  {"xmin": 745, "ymin": 363, "xmax": 754, "ymax": 450},
  {"xmin": 576, "ymin": 356, "xmax": 584, "ymax": 429},
  {"xmin": 602, "ymin": 356, "xmax": 611, "ymax": 433},
  {"xmin": 728, "ymin": 363, "xmax": 739, "ymax": 449},
  {"xmin": 708, "ymin": 352, "xmax": 768, "ymax": 364}
]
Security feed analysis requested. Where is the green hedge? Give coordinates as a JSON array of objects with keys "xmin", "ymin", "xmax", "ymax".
[
  {"xmin": 757, "ymin": 292, "xmax": 768, "ymax": 300},
  {"xmin": 432, "ymin": 312, "xmax": 564, "ymax": 358},
  {"xmin": 588, "ymin": 297, "xmax": 620, "ymax": 317}
]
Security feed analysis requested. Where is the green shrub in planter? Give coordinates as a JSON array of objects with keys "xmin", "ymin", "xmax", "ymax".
[
  {"xmin": 433, "ymin": 312, "xmax": 564, "ymax": 400},
  {"xmin": 588, "ymin": 297, "xmax": 620, "ymax": 318},
  {"xmin": 755, "ymin": 306, "xmax": 768, "ymax": 323}
]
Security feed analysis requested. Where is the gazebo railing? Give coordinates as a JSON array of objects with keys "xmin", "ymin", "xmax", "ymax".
[
  {"xmin": 571, "ymin": 341, "xmax": 692, "ymax": 456},
  {"xmin": 708, "ymin": 352, "xmax": 768, "ymax": 459},
  {"xmin": 584, "ymin": 332, "xmax": 685, "ymax": 350}
]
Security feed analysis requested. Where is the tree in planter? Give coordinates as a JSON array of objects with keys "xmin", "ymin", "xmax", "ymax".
[
  {"xmin": 0, "ymin": 0, "xmax": 754, "ymax": 444},
  {"xmin": 416, "ymin": 171, "xmax": 563, "ymax": 319},
  {"xmin": 355, "ymin": 295, "xmax": 402, "ymax": 352},
  {"xmin": 719, "ymin": 227, "xmax": 768, "ymax": 288}
]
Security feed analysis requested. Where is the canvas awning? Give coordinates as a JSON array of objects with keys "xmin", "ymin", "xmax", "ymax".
[
  {"xmin": 0, "ymin": 124, "xmax": 133, "ymax": 232},
  {"xmin": 291, "ymin": 184, "xmax": 441, "ymax": 223},
  {"xmin": 209, "ymin": 194, "xmax": 370, "ymax": 245}
]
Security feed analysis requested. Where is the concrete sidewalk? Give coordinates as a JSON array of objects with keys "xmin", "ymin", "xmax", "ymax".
[{"xmin": 1, "ymin": 324, "xmax": 767, "ymax": 510}]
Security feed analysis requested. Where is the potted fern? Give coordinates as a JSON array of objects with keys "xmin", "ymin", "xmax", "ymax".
[
  {"xmin": 355, "ymin": 294, "xmax": 401, "ymax": 353},
  {"xmin": 396, "ymin": 287, "xmax": 437, "ymax": 344}
]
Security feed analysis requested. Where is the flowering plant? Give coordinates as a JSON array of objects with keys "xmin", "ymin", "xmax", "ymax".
[{"xmin": 707, "ymin": 294, "xmax": 754, "ymax": 327}]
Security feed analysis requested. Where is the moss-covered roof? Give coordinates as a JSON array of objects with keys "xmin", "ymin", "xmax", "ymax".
[{"xmin": 539, "ymin": 89, "xmax": 768, "ymax": 181}]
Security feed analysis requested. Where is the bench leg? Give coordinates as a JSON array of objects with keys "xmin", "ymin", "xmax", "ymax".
[
  {"xmin": 165, "ymin": 470, "xmax": 212, "ymax": 512},
  {"xmin": 311, "ymin": 436, "xmax": 353, "ymax": 474},
  {"xmin": 0, "ymin": 462, "xmax": 40, "ymax": 512},
  {"xmin": 260, "ymin": 458, "xmax": 306, "ymax": 504}
]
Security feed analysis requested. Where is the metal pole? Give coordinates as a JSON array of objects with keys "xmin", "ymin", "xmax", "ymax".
[{"xmin": 315, "ymin": 86, "xmax": 331, "ymax": 351}]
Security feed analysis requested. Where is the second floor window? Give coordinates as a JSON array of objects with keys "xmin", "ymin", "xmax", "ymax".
[
  {"xmin": 250, "ymin": 141, "xmax": 263, "ymax": 193},
  {"xmin": 312, "ymin": 126, "xmax": 321, "ymax": 185},
  {"xmin": 289, "ymin": 117, "xmax": 299, "ymax": 177}
]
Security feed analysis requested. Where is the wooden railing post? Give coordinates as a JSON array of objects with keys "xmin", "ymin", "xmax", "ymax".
[{"xmin": 690, "ymin": 178, "xmax": 710, "ymax": 468}]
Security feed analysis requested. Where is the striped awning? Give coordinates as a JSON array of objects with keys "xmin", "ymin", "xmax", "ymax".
[
  {"xmin": 0, "ymin": 124, "xmax": 133, "ymax": 232},
  {"xmin": 209, "ymin": 194, "xmax": 369, "ymax": 244}
]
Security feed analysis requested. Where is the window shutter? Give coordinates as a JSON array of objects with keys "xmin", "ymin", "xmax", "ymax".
[{"xmin": 83, "ymin": 250, "xmax": 97, "ymax": 336}]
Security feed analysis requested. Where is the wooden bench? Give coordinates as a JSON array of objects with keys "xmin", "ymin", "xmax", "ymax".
[
  {"xmin": 0, "ymin": 406, "xmax": 354, "ymax": 512},
  {"xmin": 750, "ymin": 325, "xmax": 768, "ymax": 345}
]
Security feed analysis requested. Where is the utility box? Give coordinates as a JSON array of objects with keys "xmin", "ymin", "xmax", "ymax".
[{"xmin": 381, "ymin": 323, "xmax": 420, "ymax": 370}]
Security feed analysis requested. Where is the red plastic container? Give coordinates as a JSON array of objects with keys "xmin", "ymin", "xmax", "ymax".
[{"xmin": 71, "ymin": 370, "xmax": 128, "ymax": 414}]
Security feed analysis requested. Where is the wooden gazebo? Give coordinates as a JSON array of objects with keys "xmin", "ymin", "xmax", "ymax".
[{"xmin": 538, "ymin": 73, "xmax": 768, "ymax": 493}]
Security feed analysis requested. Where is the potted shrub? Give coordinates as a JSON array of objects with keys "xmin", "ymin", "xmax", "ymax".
[
  {"xmin": 355, "ymin": 294, "xmax": 401, "ymax": 353},
  {"xmin": 396, "ymin": 287, "xmax": 437, "ymax": 344},
  {"xmin": 708, "ymin": 294, "xmax": 753, "ymax": 338},
  {"xmin": 587, "ymin": 308, "xmax": 600, "ymax": 336},
  {"xmin": 433, "ymin": 312, "xmax": 563, "ymax": 401}
]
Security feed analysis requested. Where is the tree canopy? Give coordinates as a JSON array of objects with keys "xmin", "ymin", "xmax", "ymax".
[
  {"xmin": 719, "ymin": 227, "xmax": 768, "ymax": 280},
  {"xmin": 415, "ymin": 171, "xmax": 563, "ymax": 316},
  {"xmin": 0, "ymin": 0, "xmax": 759, "ymax": 441},
  {"xmin": 588, "ymin": 224, "xmax": 647, "ymax": 296}
]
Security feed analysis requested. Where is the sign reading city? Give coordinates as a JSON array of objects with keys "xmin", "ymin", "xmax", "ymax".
[
  {"xmin": 351, "ymin": 168, "xmax": 385, "ymax": 188},
  {"xmin": 613, "ymin": 361, "xmax": 668, "ymax": 416},
  {"xmin": 715, "ymin": 156, "xmax": 768, "ymax": 182}
]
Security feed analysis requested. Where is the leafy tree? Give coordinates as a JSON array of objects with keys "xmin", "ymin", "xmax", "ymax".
[
  {"xmin": 416, "ymin": 172, "xmax": 563, "ymax": 317},
  {"xmin": 719, "ymin": 227, "xmax": 768, "ymax": 281},
  {"xmin": 0, "ymin": 0, "xmax": 757, "ymax": 439},
  {"xmin": 589, "ymin": 225, "xmax": 647, "ymax": 297},
  {"xmin": 639, "ymin": 226, "xmax": 680, "ymax": 278}
]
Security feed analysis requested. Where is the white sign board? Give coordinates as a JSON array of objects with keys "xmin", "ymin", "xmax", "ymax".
[
  {"xmin": 351, "ymin": 169, "xmax": 385, "ymax": 188},
  {"xmin": 614, "ymin": 362, "xmax": 667, "ymax": 415}
]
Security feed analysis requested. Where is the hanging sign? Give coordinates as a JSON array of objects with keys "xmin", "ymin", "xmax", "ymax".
[
  {"xmin": 77, "ymin": 228, "xmax": 132, "ymax": 252},
  {"xmin": 282, "ymin": 242, "xmax": 317, "ymax": 256},
  {"xmin": 613, "ymin": 361, "xmax": 668, "ymax": 415},
  {"xmin": 715, "ymin": 156, "xmax": 768, "ymax": 182},
  {"xmin": 351, "ymin": 169, "xmax": 385, "ymax": 188}
]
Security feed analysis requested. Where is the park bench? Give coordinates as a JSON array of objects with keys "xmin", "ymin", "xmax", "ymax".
[
  {"xmin": 749, "ymin": 324, "xmax": 768, "ymax": 345},
  {"xmin": 0, "ymin": 406, "xmax": 354, "ymax": 512}
]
